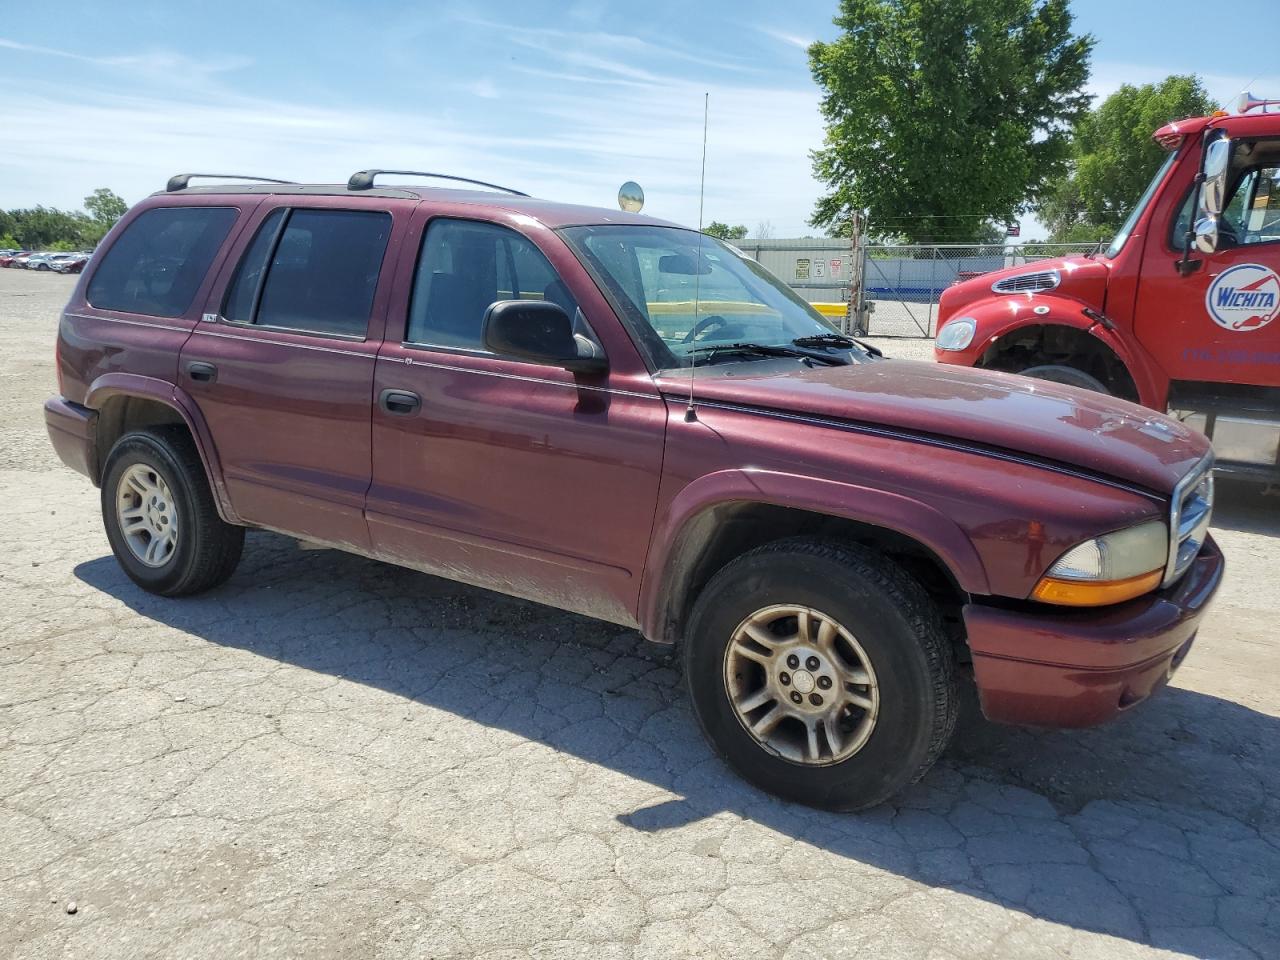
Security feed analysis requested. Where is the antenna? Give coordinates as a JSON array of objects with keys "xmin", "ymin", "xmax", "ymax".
[{"xmin": 685, "ymin": 92, "xmax": 710, "ymax": 424}]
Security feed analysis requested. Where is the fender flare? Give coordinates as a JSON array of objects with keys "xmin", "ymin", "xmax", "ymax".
[
  {"xmin": 84, "ymin": 372, "xmax": 240, "ymax": 524},
  {"xmin": 967, "ymin": 296, "xmax": 1160, "ymax": 405},
  {"xmin": 637, "ymin": 468, "xmax": 990, "ymax": 645}
]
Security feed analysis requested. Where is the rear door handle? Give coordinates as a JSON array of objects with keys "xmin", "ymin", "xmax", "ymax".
[
  {"xmin": 186, "ymin": 361, "xmax": 218, "ymax": 383},
  {"xmin": 379, "ymin": 388, "xmax": 421, "ymax": 415}
]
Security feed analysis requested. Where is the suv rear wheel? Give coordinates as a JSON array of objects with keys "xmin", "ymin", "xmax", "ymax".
[
  {"xmin": 101, "ymin": 428, "xmax": 244, "ymax": 596},
  {"xmin": 684, "ymin": 538, "xmax": 957, "ymax": 810}
]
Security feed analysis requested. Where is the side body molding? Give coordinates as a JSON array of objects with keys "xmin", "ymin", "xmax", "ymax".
[
  {"xmin": 638, "ymin": 468, "xmax": 991, "ymax": 645},
  {"xmin": 84, "ymin": 372, "xmax": 240, "ymax": 524}
]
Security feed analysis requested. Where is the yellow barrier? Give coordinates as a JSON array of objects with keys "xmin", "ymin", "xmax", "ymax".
[
  {"xmin": 510, "ymin": 294, "xmax": 849, "ymax": 320},
  {"xmin": 643, "ymin": 300, "xmax": 848, "ymax": 318},
  {"xmin": 811, "ymin": 303, "xmax": 849, "ymax": 318}
]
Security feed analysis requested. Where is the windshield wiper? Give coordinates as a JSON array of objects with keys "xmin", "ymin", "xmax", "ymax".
[
  {"xmin": 792, "ymin": 333, "xmax": 882, "ymax": 358},
  {"xmin": 686, "ymin": 341, "xmax": 846, "ymax": 366}
]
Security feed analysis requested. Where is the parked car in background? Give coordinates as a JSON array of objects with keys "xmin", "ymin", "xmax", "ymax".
[
  {"xmin": 7, "ymin": 252, "xmax": 39, "ymax": 268},
  {"xmin": 45, "ymin": 171, "xmax": 1222, "ymax": 810},
  {"xmin": 50, "ymin": 253, "xmax": 90, "ymax": 274},
  {"xmin": 0, "ymin": 250, "xmax": 31, "ymax": 267},
  {"xmin": 26, "ymin": 253, "xmax": 63, "ymax": 271}
]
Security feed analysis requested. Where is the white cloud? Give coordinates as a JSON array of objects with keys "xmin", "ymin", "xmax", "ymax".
[
  {"xmin": 1086, "ymin": 61, "xmax": 1280, "ymax": 110},
  {"xmin": 0, "ymin": 35, "xmax": 249, "ymax": 76},
  {"xmin": 0, "ymin": 27, "xmax": 827, "ymax": 235},
  {"xmin": 756, "ymin": 27, "xmax": 813, "ymax": 51},
  {"xmin": 466, "ymin": 78, "xmax": 500, "ymax": 99}
]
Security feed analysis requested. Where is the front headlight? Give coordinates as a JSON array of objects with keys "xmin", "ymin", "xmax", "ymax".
[
  {"xmin": 935, "ymin": 317, "xmax": 976, "ymax": 351},
  {"xmin": 1031, "ymin": 519, "xmax": 1168, "ymax": 606}
]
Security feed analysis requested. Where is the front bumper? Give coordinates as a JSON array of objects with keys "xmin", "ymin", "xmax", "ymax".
[
  {"xmin": 965, "ymin": 535, "xmax": 1224, "ymax": 728},
  {"xmin": 44, "ymin": 396, "xmax": 98, "ymax": 481}
]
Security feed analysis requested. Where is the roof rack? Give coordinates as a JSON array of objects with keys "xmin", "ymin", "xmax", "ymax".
[
  {"xmin": 346, "ymin": 169, "xmax": 529, "ymax": 196},
  {"xmin": 166, "ymin": 173, "xmax": 297, "ymax": 192}
]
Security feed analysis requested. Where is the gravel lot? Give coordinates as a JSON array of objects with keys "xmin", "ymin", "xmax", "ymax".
[{"xmin": 2, "ymin": 270, "xmax": 1278, "ymax": 960}]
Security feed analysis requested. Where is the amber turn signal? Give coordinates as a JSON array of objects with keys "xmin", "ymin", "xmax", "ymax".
[{"xmin": 1031, "ymin": 569, "xmax": 1163, "ymax": 607}]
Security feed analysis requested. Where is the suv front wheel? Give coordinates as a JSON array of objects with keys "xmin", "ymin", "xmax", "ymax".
[
  {"xmin": 101, "ymin": 428, "xmax": 244, "ymax": 596},
  {"xmin": 684, "ymin": 539, "xmax": 958, "ymax": 810}
]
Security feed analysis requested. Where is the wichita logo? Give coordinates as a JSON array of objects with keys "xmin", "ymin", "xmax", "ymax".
[{"xmin": 1206, "ymin": 263, "xmax": 1280, "ymax": 332}]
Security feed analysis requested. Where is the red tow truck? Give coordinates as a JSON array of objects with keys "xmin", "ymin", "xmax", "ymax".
[{"xmin": 935, "ymin": 95, "xmax": 1280, "ymax": 483}]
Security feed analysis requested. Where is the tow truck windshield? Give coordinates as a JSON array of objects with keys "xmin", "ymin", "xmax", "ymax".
[
  {"xmin": 561, "ymin": 224, "xmax": 867, "ymax": 369},
  {"xmin": 1105, "ymin": 151, "xmax": 1178, "ymax": 259}
]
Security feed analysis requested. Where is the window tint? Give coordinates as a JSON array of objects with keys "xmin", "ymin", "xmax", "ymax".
[
  {"xmin": 407, "ymin": 219, "xmax": 577, "ymax": 349},
  {"xmin": 88, "ymin": 206, "xmax": 237, "ymax": 317},
  {"xmin": 238, "ymin": 209, "xmax": 391, "ymax": 337},
  {"xmin": 223, "ymin": 209, "xmax": 286, "ymax": 323}
]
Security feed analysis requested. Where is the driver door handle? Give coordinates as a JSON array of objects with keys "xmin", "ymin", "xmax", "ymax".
[
  {"xmin": 186, "ymin": 361, "xmax": 218, "ymax": 383},
  {"xmin": 379, "ymin": 388, "xmax": 421, "ymax": 415}
]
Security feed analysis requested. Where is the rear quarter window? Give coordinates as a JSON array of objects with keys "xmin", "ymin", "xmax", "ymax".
[{"xmin": 88, "ymin": 206, "xmax": 238, "ymax": 318}]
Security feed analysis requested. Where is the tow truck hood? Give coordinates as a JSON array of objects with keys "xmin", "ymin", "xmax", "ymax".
[
  {"xmin": 656, "ymin": 359, "xmax": 1207, "ymax": 494},
  {"xmin": 939, "ymin": 255, "xmax": 1110, "ymax": 317}
]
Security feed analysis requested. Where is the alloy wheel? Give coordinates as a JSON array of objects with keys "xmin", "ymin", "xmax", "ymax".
[{"xmin": 723, "ymin": 603, "xmax": 880, "ymax": 765}]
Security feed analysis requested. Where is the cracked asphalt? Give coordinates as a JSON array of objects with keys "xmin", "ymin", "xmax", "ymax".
[{"xmin": 2, "ymin": 271, "xmax": 1278, "ymax": 959}]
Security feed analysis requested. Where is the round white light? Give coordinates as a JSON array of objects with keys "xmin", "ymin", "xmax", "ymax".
[{"xmin": 936, "ymin": 317, "xmax": 976, "ymax": 351}]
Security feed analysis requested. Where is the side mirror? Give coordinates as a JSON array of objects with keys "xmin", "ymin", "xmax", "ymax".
[
  {"xmin": 1200, "ymin": 137, "xmax": 1231, "ymax": 217},
  {"xmin": 1193, "ymin": 217, "xmax": 1220, "ymax": 254},
  {"xmin": 482, "ymin": 300, "xmax": 608, "ymax": 374}
]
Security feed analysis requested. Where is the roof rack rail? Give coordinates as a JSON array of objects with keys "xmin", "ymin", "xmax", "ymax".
[
  {"xmin": 347, "ymin": 169, "xmax": 529, "ymax": 196},
  {"xmin": 166, "ymin": 173, "xmax": 297, "ymax": 192}
]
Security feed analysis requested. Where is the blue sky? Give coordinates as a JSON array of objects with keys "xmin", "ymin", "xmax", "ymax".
[{"xmin": 2, "ymin": 0, "xmax": 1277, "ymax": 239}]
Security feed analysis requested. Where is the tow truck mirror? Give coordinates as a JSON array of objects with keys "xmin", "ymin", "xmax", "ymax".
[{"xmin": 1200, "ymin": 137, "xmax": 1231, "ymax": 218}]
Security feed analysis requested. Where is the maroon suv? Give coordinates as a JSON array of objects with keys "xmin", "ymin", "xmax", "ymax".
[{"xmin": 45, "ymin": 171, "xmax": 1223, "ymax": 809}]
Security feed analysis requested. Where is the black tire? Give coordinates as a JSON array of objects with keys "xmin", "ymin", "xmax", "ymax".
[
  {"xmin": 100, "ymin": 427, "xmax": 244, "ymax": 596},
  {"xmin": 1019, "ymin": 363, "xmax": 1110, "ymax": 394},
  {"xmin": 684, "ymin": 538, "xmax": 957, "ymax": 811}
]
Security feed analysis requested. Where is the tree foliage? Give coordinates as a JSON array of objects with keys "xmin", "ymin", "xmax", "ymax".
[
  {"xmin": 0, "ymin": 188, "xmax": 128, "ymax": 250},
  {"xmin": 809, "ymin": 0, "xmax": 1093, "ymax": 243},
  {"xmin": 1039, "ymin": 75, "xmax": 1216, "ymax": 241},
  {"xmin": 703, "ymin": 221, "xmax": 749, "ymax": 240},
  {"xmin": 84, "ymin": 187, "xmax": 128, "ymax": 226}
]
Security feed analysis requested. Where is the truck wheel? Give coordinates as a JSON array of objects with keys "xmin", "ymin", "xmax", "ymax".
[
  {"xmin": 1019, "ymin": 364, "xmax": 1110, "ymax": 394},
  {"xmin": 684, "ymin": 538, "xmax": 957, "ymax": 811},
  {"xmin": 101, "ymin": 428, "xmax": 244, "ymax": 596}
]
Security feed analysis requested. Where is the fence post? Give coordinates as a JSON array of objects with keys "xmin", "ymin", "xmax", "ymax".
[{"xmin": 848, "ymin": 211, "xmax": 868, "ymax": 336}]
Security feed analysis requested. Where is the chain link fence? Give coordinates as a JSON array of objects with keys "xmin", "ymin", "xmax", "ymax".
[{"xmin": 859, "ymin": 242, "xmax": 1102, "ymax": 338}]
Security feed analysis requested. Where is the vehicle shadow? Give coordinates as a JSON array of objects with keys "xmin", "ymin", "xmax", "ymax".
[
  {"xmin": 74, "ymin": 537, "xmax": 1278, "ymax": 954},
  {"xmin": 1210, "ymin": 477, "xmax": 1280, "ymax": 536}
]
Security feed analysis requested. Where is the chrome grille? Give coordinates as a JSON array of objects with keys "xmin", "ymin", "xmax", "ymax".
[
  {"xmin": 991, "ymin": 270, "xmax": 1061, "ymax": 294},
  {"xmin": 1163, "ymin": 457, "xmax": 1214, "ymax": 586}
]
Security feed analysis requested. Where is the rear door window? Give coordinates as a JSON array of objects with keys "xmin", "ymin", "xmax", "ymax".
[
  {"xmin": 88, "ymin": 206, "xmax": 237, "ymax": 317},
  {"xmin": 223, "ymin": 208, "xmax": 392, "ymax": 337}
]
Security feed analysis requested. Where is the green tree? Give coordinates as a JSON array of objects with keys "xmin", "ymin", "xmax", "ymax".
[
  {"xmin": 808, "ymin": 0, "xmax": 1093, "ymax": 243},
  {"xmin": 1040, "ymin": 75, "xmax": 1216, "ymax": 241},
  {"xmin": 704, "ymin": 221, "xmax": 749, "ymax": 240},
  {"xmin": 81, "ymin": 188, "xmax": 128, "ymax": 246},
  {"xmin": 84, "ymin": 187, "xmax": 128, "ymax": 225}
]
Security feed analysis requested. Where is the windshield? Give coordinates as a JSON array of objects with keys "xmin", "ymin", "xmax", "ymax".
[
  {"xmin": 1105, "ymin": 151, "xmax": 1178, "ymax": 259},
  {"xmin": 560, "ymin": 225, "xmax": 853, "ymax": 368}
]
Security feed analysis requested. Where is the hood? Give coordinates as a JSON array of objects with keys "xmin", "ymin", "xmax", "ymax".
[
  {"xmin": 938, "ymin": 255, "xmax": 1109, "ymax": 319},
  {"xmin": 656, "ymin": 359, "xmax": 1208, "ymax": 494}
]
